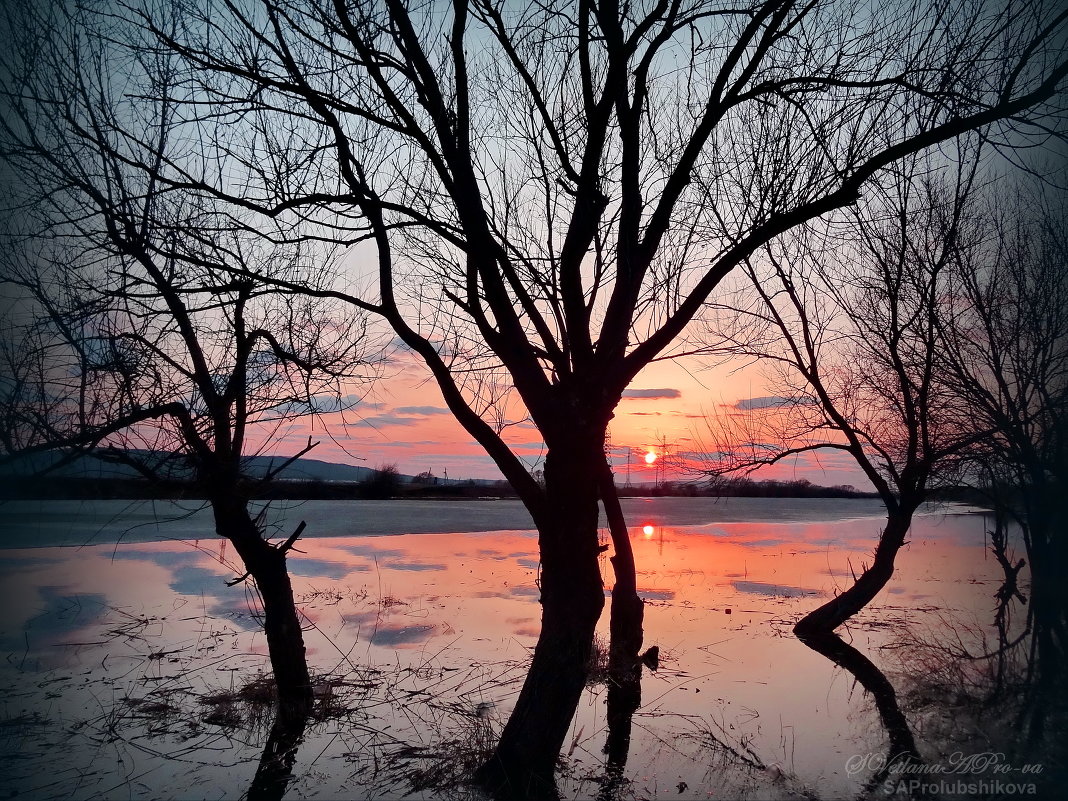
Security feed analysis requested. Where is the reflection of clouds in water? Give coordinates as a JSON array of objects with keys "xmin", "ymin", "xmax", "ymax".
[
  {"xmin": 505, "ymin": 616, "xmax": 539, "ymax": 636},
  {"xmin": 0, "ymin": 555, "xmax": 59, "ymax": 579},
  {"xmin": 732, "ymin": 580, "xmax": 821, "ymax": 598},
  {"xmin": 109, "ymin": 549, "xmax": 207, "ymax": 568},
  {"xmin": 383, "ymin": 561, "xmax": 447, "ymax": 572},
  {"xmin": 169, "ymin": 565, "xmax": 234, "ymax": 596},
  {"xmin": 211, "ymin": 600, "xmax": 264, "ymax": 631},
  {"xmin": 338, "ymin": 545, "xmax": 406, "ymax": 559},
  {"xmin": 637, "ymin": 589, "xmax": 676, "ymax": 600},
  {"xmin": 288, "ymin": 558, "xmax": 368, "ymax": 579},
  {"xmin": 333, "ymin": 544, "xmax": 448, "ymax": 572},
  {"xmin": 168, "ymin": 566, "xmax": 263, "ymax": 631},
  {"xmin": 0, "ymin": 587, "xmax": 108, "ymax": 651},
  {"xmin": 808, "ymin": 539, "xmax": 868, "ymax": 550},
  {"xmin": 472, "ymin": 586, "xmax": 541, "ymax": 600},
  {"xmin": 369, "ymin": 624, "xmax": 435, "ymax": 646},
  {"xmin": 690, "ymin": 525, "xmax": 731, "ymax": 537}
]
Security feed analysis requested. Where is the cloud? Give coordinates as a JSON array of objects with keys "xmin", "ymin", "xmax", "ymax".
[
  {"xmin": 369, "ymin": 624, "xmax": 435, "ymax": 646},
  {"xmin": 394, "ymin": 405, "xmax": 451, "ymax": 415},
  {"xmin": 733, "ymin": 395, "xmax": 813, "ymax": 410},
  {"xmin": 267, "ymin": 394, "xmax": 382, "ymax": 416},
  {"xmin": 369, "ymin": 439, "xmax": 447, "ymax": 448},
  {"xmin": 350, "ymin": 414, "xmax": 423, "ymax": 428},
  {"xmin": 621, "ymin": 388, "xmax": 682, "ymax": 400},
  {"xmin": 505, "ymin": 441, "xmax": 547, "ymax": 450}
]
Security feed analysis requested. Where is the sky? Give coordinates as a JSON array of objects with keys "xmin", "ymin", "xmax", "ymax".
[{"xmin": 256, "ymin": 344, "xmax": 874, "ymax": 491}]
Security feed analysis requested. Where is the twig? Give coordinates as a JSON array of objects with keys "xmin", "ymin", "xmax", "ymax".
[{"xmin": 278, "ymin": 521, "xmax": 307, "ymax": 554}]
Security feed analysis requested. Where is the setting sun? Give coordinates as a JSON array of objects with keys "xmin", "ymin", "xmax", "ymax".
[
  {"xmin": 642, "ymin": 524, "xmax": 654, "ymax": 537},
  {"xmin": 644, "ymin": 451, "xmax": 657, "ymax": 464}
]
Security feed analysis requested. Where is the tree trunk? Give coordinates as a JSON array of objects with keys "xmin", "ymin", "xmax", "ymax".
[
  {"xmin": 794, "ymin": 510, "xmax": 915, "ymax": 637},
  {"xmin": 600, "ymin": 458, "xmax": 644, "ymax": 665},
  {"xmin": 211, "ymin": 496, "xmax": 314, "ymax": 713},
  {"xmin": 599, "ymin": 458, "xmax": 643, "ymax": 776},
  {"xmin": 475, "ymin": 442, "xmax": 606, "ymax": 798}
]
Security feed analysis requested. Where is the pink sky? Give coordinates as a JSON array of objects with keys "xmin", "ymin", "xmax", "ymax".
[{"xmin": 256, "ymin": 349, "xmax": 874, "ymax": 491}]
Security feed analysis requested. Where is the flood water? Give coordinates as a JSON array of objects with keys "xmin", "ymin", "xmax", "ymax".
[{"xmin": 0, "ymin": 498, "xmax": 1030, "ymax": 799}]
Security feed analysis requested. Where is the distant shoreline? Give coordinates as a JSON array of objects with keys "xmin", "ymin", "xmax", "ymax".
[
  {"xmin": 0, "ymin": 496, "xmax": 991, "ymax": 551},
  {"xmin": 2, "ymin": 475, "xmax": 881, "ymax": 502}
]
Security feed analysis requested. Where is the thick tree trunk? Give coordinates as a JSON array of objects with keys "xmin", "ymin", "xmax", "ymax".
[
  {"xmin": 475, "ymin": 443, "xmax": 606, "ymax": 798},
  {"xmin": 211, "ymin": 496, "xmax": 314, "ymax": 713},
  {"xmin": 794, "ymin": 510, "xmax": 915, "ymax": 637}
]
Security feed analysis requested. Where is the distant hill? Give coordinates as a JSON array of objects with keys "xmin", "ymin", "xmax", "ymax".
[
  {"xmin": 0, "ymin": 448, "xmax": 506, "ymax": 500},
  {"xmin": 244, "ymin": 455, "xmax": 379, "ymax": 483}
]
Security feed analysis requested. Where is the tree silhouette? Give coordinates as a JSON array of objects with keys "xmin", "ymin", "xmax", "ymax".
[
  {"xmin": 15, "ymin": 0, "xmax": 1068, "ymax": 791},
  {"xmin": 940, "ymin": 185, "xmax": 1068, "ymax": 740},
  {"xmin": 697, "ymin": 150, "xmax": 988, "ymax": 634},
  {"xmin": 0, "ymin": 3, "xmax": 374, "ymax": 712}
]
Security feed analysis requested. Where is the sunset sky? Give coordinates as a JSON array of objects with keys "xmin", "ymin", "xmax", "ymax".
[{"xmin": 260, "ymin": 346, "xmax": 872, "ymax": 490}]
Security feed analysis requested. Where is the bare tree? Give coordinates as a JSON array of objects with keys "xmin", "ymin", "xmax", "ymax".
[
  {"xmin": 939, "ymin": 187, "xmax": 1068, "ymax": 740},
  {"xmin": 0, "ymin": 4, "xmax": 373, "ymax": 712},
  {"xmin": 35, "ymin": 0, "xmax": 1068, "ymax": 791},
  {"xmin": 698, "ymin": 152, "xmax": 989, "ymax": 635},
  {"xmin": 701, "ymin": 157, "xmax": 1068, "ymax": 744}
]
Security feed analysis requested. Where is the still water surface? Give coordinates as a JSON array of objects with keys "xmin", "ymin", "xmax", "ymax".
[{"xmin": 0, "ymin": 498, "xmax": 1007, "ymax": 799}]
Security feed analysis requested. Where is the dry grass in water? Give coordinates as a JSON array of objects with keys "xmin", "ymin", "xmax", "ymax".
[{"xmin": 586, "ymin": 633, "xmax": 611, "ymax": 686}]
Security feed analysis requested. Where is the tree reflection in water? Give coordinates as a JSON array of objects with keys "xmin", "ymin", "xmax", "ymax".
[
  {"xmin": 247, "ymin": 704, "xmax": 309, "ymax": 801},
  {"xmin": 598, "ymin": 653, "xmax": 642, "ymax": 801},
  {"xmin": 798, "ymin": 631, "xmax": 922, "ymax": 793}
]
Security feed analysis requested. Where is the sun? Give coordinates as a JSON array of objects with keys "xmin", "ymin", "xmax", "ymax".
[
  {"xmin": 644, "ymin": 451, "xmax": 657, "ymax": 464},
  {"xmin": 642, "ymin": 524, "xmax": 655, "ymax": 537}
]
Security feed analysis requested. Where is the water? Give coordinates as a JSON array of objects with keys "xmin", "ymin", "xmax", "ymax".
[
  {"xmin": 0, "ymin": 498, "xmax": 1026, "ymax": 799},
  {"xmin": 0, "ymin": 496, "xmax": 894, "ymax": 548}
]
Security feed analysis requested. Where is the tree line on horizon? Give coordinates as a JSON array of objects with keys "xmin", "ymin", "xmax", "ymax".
[{"xmin": 0, "ymin": 449, "xmax": 880, "ymax": 500}]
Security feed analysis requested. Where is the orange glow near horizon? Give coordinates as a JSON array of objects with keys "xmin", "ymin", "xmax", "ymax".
[{"xmin": 237, "ymin": 348, "xmax": 872, "ymax": 488}]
